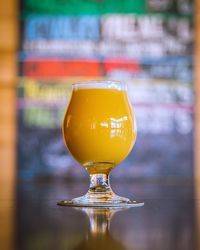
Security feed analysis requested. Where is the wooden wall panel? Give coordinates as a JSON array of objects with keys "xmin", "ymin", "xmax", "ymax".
[
  {"xmin": 195, "ymin": 0, "xmax": 200, "ymax": 180},
  {"xmin": 195, "ymin": 0, "xmax": 200, "ymax": 249},
  {"xmin": 0, "ymin": 0, "xmax": 17, "ymax": 17},
  {"xmin": 0, "ymin": 1, "xmax": 17, "ymax": 250},
  {"xmin": 0, "ymin": 18, "xmax": 18, "ymax": 52},
  {"xmin": 0, "ymin": 53, "xmax": 17, "ymax": 83}
]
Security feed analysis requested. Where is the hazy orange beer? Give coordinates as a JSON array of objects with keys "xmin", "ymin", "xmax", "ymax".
[{"xmin": 63, "ymin": 83, "xmax": 136, "ymax": 173}]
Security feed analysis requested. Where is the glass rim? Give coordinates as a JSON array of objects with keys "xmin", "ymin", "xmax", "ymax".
[{"xmin": 72, "ymin": 80, "xmax": 126, "ymax": 90}]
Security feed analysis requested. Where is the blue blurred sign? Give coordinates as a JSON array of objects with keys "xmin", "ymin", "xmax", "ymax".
[{"xmin": 24, "ymin": 16, "xmax": 100, "ymax": 41}]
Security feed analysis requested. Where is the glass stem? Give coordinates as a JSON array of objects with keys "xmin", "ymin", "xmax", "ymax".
[{"xmin": 88, "ymin": 173, "xmax": 113, "ymax": 194}]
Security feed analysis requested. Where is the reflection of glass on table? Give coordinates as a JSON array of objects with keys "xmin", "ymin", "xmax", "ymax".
[{"xmin": 74, "ymin": 207, "xmax": 127, "ymax": 250}]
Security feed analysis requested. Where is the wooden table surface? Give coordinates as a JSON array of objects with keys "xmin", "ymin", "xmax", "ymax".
[{"xmin": 0, "ymin": 179, "xmax": 197, "ymax": 250}]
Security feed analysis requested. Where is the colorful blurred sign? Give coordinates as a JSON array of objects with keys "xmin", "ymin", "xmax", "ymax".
[{"xmin": 18, "ymin": 0, "xmax": 194, "ymax": 180}]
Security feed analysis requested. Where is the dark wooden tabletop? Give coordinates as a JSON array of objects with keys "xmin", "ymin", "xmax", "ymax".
[{"xmin": 1, "ymin": 179, "xmax": 197, "ymax": 250}]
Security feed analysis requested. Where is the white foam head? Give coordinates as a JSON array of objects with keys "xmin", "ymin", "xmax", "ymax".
[{"xmin": 72, "ymin": 80, "xmax": 126, "ymax": 90}]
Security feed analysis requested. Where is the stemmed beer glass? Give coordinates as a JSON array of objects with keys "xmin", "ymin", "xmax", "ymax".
[{"xmin": 58, "ymin": 81, "xmax": 143, "ymax": 207}]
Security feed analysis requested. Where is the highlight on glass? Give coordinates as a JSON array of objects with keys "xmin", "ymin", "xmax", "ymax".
[{"xmin": 58, "ymin": 80, "xmax": 144, "ymax": 207}]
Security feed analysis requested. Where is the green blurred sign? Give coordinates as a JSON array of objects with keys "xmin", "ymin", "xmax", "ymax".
[
  {"xmin": 22, "ymin": 0, "xmax": 193, "ymax": 16},
  {"xmin": 22, "ymin": 0, "xmax": 146, "ymax": 15}
]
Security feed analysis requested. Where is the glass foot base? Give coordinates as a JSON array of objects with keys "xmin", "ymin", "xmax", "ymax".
[
  {"xmin": 57, "ymin": 196, "xmax": 144, "ymax": 208},
  {"xmin": 57, "ymin": 173, "xmax": 144, "ymax": 207}
]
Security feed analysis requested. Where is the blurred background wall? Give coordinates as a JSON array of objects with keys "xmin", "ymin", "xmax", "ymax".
[
  {"xmin": 0, "ymin": 0, "xmax": 196, "ymax": 182},
  {"xmin": 17, "ymin": 0, "xmax": 194, "ymax": 181}
]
